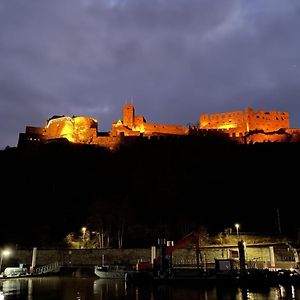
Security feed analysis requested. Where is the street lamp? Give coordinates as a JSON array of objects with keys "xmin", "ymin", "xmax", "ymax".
[
  {"xmin": 81, "ymin": 227, "xmax": 87, "ymax": 248},
  {"xmin": 0, "ymin": 249, "xmax": 11, "ymax": 274},
  {"xmin": 82, "ymin": 227, "xmax": 87, "ymax": 240},
  {"xmin": 235, "ymin": 223, "xmax": 240, "ymax": 236}
]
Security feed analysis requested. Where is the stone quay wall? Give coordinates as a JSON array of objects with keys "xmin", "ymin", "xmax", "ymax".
[{"xmin": 12, "ymin": 245, "xmax": 297, "ymax": 270}]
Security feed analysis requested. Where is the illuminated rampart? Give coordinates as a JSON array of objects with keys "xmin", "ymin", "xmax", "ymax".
[
  {"xmin": 110, "ymin": 104, "xmax": 188, "ymax": 137},
  {"xmin": 17, "ymin": 104, "xmax": 300, "ymax": 148},
  {"xmin": 200, "ymin": 107, "xmax": 290, "ymax": 138}
]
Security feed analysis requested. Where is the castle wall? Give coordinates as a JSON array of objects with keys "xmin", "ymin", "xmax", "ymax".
[
  {"xmin": 17, "ymin": 132, "xmax": 45, "ymax": 147},
  {"xmin": 110, "ymin": 124, "xmax": 141, "ymax": 137},
  {"xmin": 246, "ymin": 132, "xmax": 290, "ymax": 144},
  {"xmin": 115, "ymin": 104, "xmax": 189, "ymax": 136},
  {"xmin": 18, "ymin": 104, "xmax": 298, "ymax": 149},
  {"xmin": 200, "ymin": 107, "xmax": 290, "ymax": 137},
  {"xmin": 286, "ymin": 129, "xmax": 300, "ymax": 142},
  {"xmin": 93, "ymin": 136, "xmax": 121, "ymax": 150},
  {"xmin": 25, "ymin": 126, "xmax": 44, "ymax": 135},
  {"xmin": 247, "ymin": 109, "xmax": 289, "ymax": 132},
  {"xmin": 142, "ymin": 123, "xmax": 188, "ymax": 136},
  {"xmin": 45, "ymin": 116, "xmax": 98, "ymax": 144},
  {"xmin": 200, "ymin": 110, "xmax": 247, "ymax": 134},
  {"xmin": 134, "ymin": 116, "xmax": 146, "ymax": 126}
]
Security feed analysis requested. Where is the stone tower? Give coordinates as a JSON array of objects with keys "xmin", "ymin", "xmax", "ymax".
[{"xmin": 123, "ymin": 103, "xmax": 135, "ymax": 128}]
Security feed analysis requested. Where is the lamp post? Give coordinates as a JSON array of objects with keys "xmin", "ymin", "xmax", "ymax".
[
  {"xmin": 82, "ymin": 227, "xmax": 87, "ymax": 240},
  {"xmin": 235, "ymin": 223, "xmax": 240, "ymax": 236},
  {"xmin": 81, "ymin": 227, "xmax": 87, "ymax": 248},
  {"xmin": 0, "ymin": 249, "xmax": 11, "ymax": 274}
]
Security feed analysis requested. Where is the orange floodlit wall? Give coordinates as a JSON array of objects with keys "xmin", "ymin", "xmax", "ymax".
[
  {"xmin": 111, "ymin": 104, "xmax": 189, "ymax": 136},
  {"xmin": 45, "ymin": 116, "xmax": 98, "ymax": 143},
  {"xmin": 200, "ymin": 107, "xmax": 290, "ymax": 137},
  {"xmin": 246, "ymin": 108, "xmax": 289, "ymax": 132},
  {"xmin": 200, "ymin": 110, "xmax": 247, "ymax": 136},
  {"xmin": 18, "ymin": 103, "xmax": 299, "ymax": 149}
]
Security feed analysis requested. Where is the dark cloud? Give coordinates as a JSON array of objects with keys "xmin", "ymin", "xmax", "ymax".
[{"xmin": 1, "ymin": 0, "xmax": 300, "ymax": 148}]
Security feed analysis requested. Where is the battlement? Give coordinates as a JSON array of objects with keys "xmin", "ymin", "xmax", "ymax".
[
  {"xmin": 200, "ymin": 107, "xmax": 289, "ymax": 137},
  {"xmin": 17, "ymin": 104, "xmax": 298, "ymax": 149},
  {"xmin": 111, "ymin": 103, "xmax": 189, "ymax": 137}
]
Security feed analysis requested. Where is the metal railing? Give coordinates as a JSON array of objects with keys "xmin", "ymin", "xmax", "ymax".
[{"xmin": 35, "ymin": 261, "xmax": 62, "ymax": 275}]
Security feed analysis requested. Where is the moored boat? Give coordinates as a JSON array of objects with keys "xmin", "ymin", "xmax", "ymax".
[{"xmin": 94, "ymin": 265, "xmax": 126, "ymax": 279}]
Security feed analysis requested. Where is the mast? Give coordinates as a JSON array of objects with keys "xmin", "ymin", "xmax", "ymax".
[{"xmin": 276, "ymin": 208, "xmax": 282, "ymax": 235}]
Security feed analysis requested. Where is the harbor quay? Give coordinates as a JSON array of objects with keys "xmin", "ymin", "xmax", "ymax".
[{"xmin": 7, "ymin": 240, "xmax": 298, "ymax": 275}]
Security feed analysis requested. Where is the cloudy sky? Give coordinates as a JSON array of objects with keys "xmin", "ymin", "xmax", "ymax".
[{"xmin": 0, "ymin": 0, "xmax": 300, "ymax": 148}]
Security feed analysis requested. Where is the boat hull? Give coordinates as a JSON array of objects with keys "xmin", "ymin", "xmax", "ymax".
[{"xmin": 94, "ymin": 266, "xmax": 125, "ymax": 279}]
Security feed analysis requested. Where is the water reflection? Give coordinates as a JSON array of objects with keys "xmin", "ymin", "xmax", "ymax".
[
  {"xmin": 1, "ymin": 278, "xmax": 28, "ymax": 297},
  {"xmin": 238, "ymin": 284, "xmax": 300, "ymax": 300},
  {"xmin": 1, "ymin": 277, "xmax": 300, "ymax": 299},
  {"xmin": 93, "ymin": 278, "xmax": 126, "ymax": 298}
]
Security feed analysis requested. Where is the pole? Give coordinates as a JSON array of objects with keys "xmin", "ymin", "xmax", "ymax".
[
  {"xmin": 195, "ymin": 234, "xmax": 200, "ymax": 269},
  {"xmin": 158, "ymin": 238, "xmax": 166, "ymax": 277},
  {"xmin": 238, "ymin": 240, "xmax": 246, "ymax": 277},
  {"xmin": 277, "ymin": 209, "xmax": 282, "ymax": 235},
  {"xmin": 0, "ymin": 253, "xmax": 3, "ymax": 274},
  {"xmin": 269, "ymin": 246, "xmax": 276, "ymax": 269},
  {"xmin": 0, "ymin": 250, "xmax": 11, "ymax": 274},
  {"xmin": 30, "ymin": 247, "xmax": 37, "ymax": 273},
  {"xmin": 151, "ymin": 246, "xmax": 156, "ymax": 264},
  {"xmin": 235, "ymin": 224, "xmax": 240, "ymax": 236},
  {"xmin": 98, "ymin": 233, "xmax": 101, "ymax": 249}
]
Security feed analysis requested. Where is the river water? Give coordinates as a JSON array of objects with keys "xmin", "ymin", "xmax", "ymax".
[{"xmin": 1, "ymin": 276, "xmax": 300, "ymax": 300}]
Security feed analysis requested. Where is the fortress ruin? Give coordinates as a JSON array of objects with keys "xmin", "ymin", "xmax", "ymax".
[{"xmin": 18, "ymin": 104, "xmax": 300, "ymax": 149}]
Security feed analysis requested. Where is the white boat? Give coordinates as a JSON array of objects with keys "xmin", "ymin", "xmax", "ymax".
[
  {"xmin": 94, "ymin": 265, "xmax": 126, "ymax": 279},
  {"xmin": 2, "ymin": 267, "xmax": 28, "ymax": 278}
]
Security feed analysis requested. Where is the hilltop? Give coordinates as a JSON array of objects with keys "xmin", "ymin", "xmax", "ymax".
[{"xmin": 1, "ymin": 136, "xmax": 299, "ymax": 247}]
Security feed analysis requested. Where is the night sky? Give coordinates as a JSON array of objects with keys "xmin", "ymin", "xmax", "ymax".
[{"xmin": 1, "ymin": 0, "xmax": 300, "ymax": 149}]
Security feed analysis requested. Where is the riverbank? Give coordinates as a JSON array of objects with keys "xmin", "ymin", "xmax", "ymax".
[{"xmin": 8, "ymin": 242, "xmax": 297, "ymax": 271}]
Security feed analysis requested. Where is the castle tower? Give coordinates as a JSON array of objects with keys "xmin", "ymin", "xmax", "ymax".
[
  {"xmin": 244, "ymin": 107, "xmax": 255, "ymax": 132},
  {"xmin": 123, "ymin": 103, "xmax": 135, "ymax": 128}
]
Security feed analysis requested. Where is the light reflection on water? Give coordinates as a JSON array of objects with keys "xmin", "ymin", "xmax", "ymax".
[{"xmin": 0, "ymin": 277, "xmax": 300, "ymax": 300}]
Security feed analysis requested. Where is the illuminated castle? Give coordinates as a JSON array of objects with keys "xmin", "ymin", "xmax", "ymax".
[
  {"xmin": 18, "ymin": 103, "xmax": 189, "ymax": 149},
  {"xmin": 200, "ymin": 107, "xmax": 289, "ymax": 136},
  {"xmin": 110, "ymin": 104, "xmax": 188, "ymax": 137},
  {"xmin": 199, "ymin": 107, "xmax": 299, "ymax": 143},
  {"xmin": 18, "ymin": 104, "xmax": 300, "ymax": 149}
]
